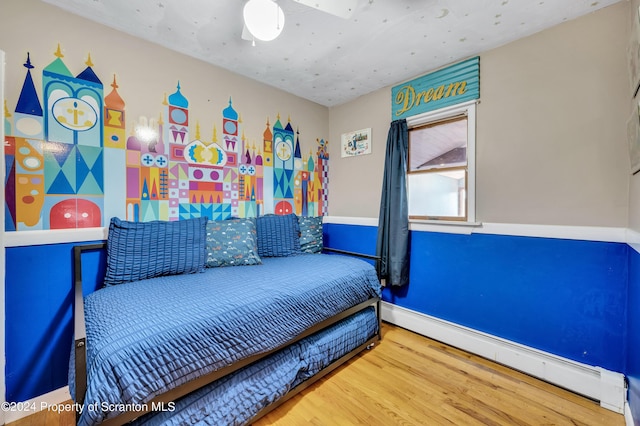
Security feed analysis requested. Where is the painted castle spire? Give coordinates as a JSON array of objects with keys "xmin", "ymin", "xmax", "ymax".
[
  {"xmin": 104, "ymin": 75, "xmax": 126, "ymax": 149},
  {"xmin": 273, "ymin": 113, "xmax": 294, "ymax": 215},
  {"xmin": 14, "ymin": 52, "xmax": 43, "ymax": 140}
]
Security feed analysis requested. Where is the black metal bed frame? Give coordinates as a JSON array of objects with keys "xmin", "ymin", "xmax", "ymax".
[{"xmin": 72, "ymin": 243, "xmax": 382, "ymax": 425}]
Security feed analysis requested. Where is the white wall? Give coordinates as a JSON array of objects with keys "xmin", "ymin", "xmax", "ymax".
[
  {"xmin": 477, "ymin": 4, "xmax": 629, "ymax": 227},
  {"xmin": 328, "ymin": 2, "xmax": 629, "ymax": 228}
]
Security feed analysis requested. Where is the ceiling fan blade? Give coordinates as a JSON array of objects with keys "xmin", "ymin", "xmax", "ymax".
[
  {"xmin": 240, "ymin": 24, "xmax": 253, "ymax": 41},
  {"xmin": 241, "ymin": 23, "xmax": 253, "ymax": 41},
  {"xmin": 292, "ymin": 0, "xmax": 358, "ymax": 19}
]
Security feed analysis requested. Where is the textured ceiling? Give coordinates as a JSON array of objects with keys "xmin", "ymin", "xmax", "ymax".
[{"xmin": 41, "ymin": 0, "xmax": 621, "ymax": 107}]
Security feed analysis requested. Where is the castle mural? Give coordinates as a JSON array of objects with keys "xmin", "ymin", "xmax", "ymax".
[{"xmin": 4, "ymin": 47, "xmax": 329, "ymax": 232}]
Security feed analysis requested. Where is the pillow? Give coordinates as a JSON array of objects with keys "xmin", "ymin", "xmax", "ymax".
[
  {"xmin": 298, "ymin": 216, "xmax": 323, "ymax": 254},
  {"xmin": 205, "ymin": 218, "xmax": 262, "ymax": 267},
  {"xmin": 104, "ymin": 216, "xmax": 207, "ymax": 286},
  {"xmin": 256, "ymin": 213, "xmax": 301, "ymax": 257}
]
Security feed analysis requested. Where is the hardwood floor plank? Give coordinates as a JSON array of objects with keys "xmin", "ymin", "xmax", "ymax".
[
  {"xmin": 381, "ymin": 328, "xmax": 605, "ymax": 425},
  {"xmin": 7, "ymin": 322, "xmax": 624, "ymax": 426},
  {"xmin": 256, "ymin": 324, "xmax": 624, "ymax": 426},
  {"xmin": 366, "ymin": 333, "xmax": 530, "ymax": 425}
]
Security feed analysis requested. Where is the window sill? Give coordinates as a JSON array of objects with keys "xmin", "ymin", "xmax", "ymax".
[{"xmin": 409, "ymin": 219, "xmax": 483, "ymax": 234}]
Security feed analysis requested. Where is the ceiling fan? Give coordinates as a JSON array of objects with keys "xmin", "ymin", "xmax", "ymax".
[{"xmin": 241, "ymin": 0, "xmax": 358, "ymax": 43}]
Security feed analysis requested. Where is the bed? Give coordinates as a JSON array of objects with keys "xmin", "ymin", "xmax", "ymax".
[{"xmin": 71, "ymin": 214, "xmax": 381, "ymax": 425}]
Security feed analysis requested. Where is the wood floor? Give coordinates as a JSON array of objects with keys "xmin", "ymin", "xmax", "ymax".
[{"xmin": 8, "ymin": 323, "xmax": 624, "ymax": 426}]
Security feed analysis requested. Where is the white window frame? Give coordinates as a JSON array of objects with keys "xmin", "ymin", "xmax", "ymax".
[{"xmin": 406, "ymin": 100, "xmax": 477, "ymax": 225}]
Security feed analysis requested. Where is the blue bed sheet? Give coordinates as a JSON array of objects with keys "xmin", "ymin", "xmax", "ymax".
[
  {"xmin": 131, "ymin": 307, "xmax": 379, "ymax": 425},
  {"xmin": 72, "ymin": 253, "xmax": 380, "ymax": 426}
]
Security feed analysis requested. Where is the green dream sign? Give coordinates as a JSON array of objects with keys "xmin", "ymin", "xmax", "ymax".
[{"xmin": 392, "ymin": 56, "xmax": 479, "ymax": 119}]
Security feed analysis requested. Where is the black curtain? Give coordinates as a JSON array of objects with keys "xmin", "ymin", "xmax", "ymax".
[{"xmin": 376, "ymin": 119, "xmax": 410, "ymax": 287}]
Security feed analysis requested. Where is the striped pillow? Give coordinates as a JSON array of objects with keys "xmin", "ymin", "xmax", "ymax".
[
  {"xmin": 256, "ymin": 214, "xmax": 301, "ymax": 257},
  {"xmin": 104, "ymin": 216, "xmax": 207, "ymax": 286}
]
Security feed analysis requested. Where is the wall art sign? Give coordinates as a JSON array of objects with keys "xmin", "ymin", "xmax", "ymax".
[
  {"xmin": 627, "ymin": 6, "xmax": 640, "ymax": 174},
  {"xmin": 627, "ymin": 99, "xmax": 640, "ymax": 175},
  {"xmin": 392, "ymin": 56, "xmax": 480, "ymax": 120},
  {"xmin": 341, "ymin": 128, "xmax": 371, "ymax": 157},
  {"xmin": 4, "ymin": 47, "xmax": 330, "ymax": 232}
]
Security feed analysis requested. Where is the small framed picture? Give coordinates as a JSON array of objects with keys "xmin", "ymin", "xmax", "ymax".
[
  {"xmin": 628, "ymin": 99, "xmax": 640, "ymax": 175},
  {"xmin": 341, "ymin": 128, "xmax": 372, "ymax": 158},
  {"xmin": 629, "ymin": 5, "xmax": 640, "ymax": 98}
]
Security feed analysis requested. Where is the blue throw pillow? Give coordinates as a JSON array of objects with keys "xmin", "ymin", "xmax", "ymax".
[
  {"xmin": 104, "ymin": 216, "xmax": 207, "ymax": 286},
  {"xmin": 205, "ymin": 218, "xmax": 262, "ymax": 267},
  {"xmin": 256, "ymin": 214, "xmax": 301, "ymax": 257},
  {"xmin": 298, "ymin": 216, "xmax": 323, "ymax": 254}
]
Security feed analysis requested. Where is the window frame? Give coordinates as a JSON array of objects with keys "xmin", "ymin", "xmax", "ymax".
[{"xmin": 406, "ymin": 100, "xmax": 477, "ymax": 224}]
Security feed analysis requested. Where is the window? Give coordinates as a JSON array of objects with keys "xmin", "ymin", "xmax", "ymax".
[{"xmin": 407, "ymin": 102, "xmax": 476, "ymax": 222}]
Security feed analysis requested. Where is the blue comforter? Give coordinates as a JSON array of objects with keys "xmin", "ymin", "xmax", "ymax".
[
  {"xmin": 132, "ymin": 307, "xmax": 378, "ymax": 425},
  {"xmin": 73, "ymin": 254, "xmax": 380, "ymax": 426}
]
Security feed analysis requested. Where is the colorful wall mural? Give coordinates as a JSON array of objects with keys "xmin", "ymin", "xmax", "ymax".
[{"xmin": 4, "ymin": 46, "xmax": 329, "ymax": 231}]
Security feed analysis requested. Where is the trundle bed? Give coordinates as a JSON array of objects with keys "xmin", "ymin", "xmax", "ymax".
[{"xmin": 70, "ymin": 214, "xmax": 381, "ymax": 425}]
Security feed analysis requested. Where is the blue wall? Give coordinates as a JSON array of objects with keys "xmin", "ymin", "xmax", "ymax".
[
  {"xmin": 2, "ymin": 224, "xmax": 634, "ymax": 406},
  {"xmin": 629, "ymin": 248, "xmax": 640, "ymax": 425},
  {"xmin": 5, "ymin": 241, "xmax": 105, "ymax": 402},
  {"xmin": 324, "ymin": 223, "xmax": 628, "ymax": 372}
]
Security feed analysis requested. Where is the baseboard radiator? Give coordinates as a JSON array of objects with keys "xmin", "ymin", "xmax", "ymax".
[{"xmin": 380, "ymin": 302, "xmax": 626, "ymax": 414}]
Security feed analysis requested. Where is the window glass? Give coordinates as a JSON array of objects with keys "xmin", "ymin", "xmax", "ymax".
[
  {"xmin": 408, "ymin": 170, "xmax": 466, "ymax": 218},
  {"xmin": 409, "ymin": 117, "xmax": 467, "ymax": 172},
  {"xmin": 408, "ymin": 114, "xmax": 470, "ymax": 221}
]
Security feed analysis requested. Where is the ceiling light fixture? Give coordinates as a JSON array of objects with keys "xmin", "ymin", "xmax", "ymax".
[{"xmin": 243, "ymin": 0, "xmax": 285, "ymax": 42}]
